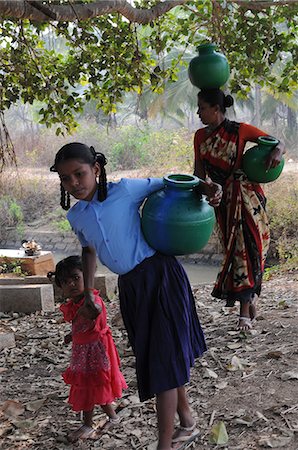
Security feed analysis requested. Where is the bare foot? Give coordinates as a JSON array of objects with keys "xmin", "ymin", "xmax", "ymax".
[
  {"xmin": 238, "ymin": 302, "xmax": 253, "ymax": 331},
  {"xmin": 237, "ymin": 316, "xmax": 252, "ymax": 331},
  {"xmin": 68, "ymin": 425, "xmax": 97, "ymax": 442}
]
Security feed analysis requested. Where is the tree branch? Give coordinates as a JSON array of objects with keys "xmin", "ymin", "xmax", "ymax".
[
  {"xmin": 0, "ymin": 1, "xmax": 189, "ymax": 23},
  {"xmin": 0, "ymin": 0, "xmax": 296, "ymax": 22},
  {"xmin": 225, "ymin": 0, "xmax": 298, "ymax": 9},
  {"xmin": 26, "ymin": 1, "xmax": 57, "ymax": 20}
]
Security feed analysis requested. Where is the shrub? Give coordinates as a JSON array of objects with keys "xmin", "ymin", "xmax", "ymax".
[
  {"xmin": 265, "ymin": 173, "xmax": 298, "ymax": 267},
  {"xmin": 0, "ymin": 259, "xmax": 27, "ymax": 277},
  {"xmin": 108, "ymin": 126, "xmax": 151, "ymax": 170},
  {"xmin": 0, "ymin": 169, "xmax": 59, "ymax": 223},
  {"xmin": 54, "ymin": 219, "xmax": 72, "ymax": 233},
  {"xmin": 0, "ymin": 196, "xmax": 24, "ymax": 239}
]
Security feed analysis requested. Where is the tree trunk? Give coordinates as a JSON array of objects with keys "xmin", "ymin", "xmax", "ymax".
[{"xmin": 287, "ymin": 106, "xmax": 297, "ymax": 132}]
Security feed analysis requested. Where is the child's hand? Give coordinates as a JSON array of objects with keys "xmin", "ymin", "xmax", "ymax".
[{"xmin": 64, "ymin": 333, "xmax": 72, "ymax": 345}]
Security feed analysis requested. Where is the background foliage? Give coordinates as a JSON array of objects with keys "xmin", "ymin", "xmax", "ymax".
[
  {"xmin": 0, "ymin": 0, "xmax": 297, "ymax": 143},
  {"xmin": 0, "ymin": 1, "xmax": 297, "ymax": 268}
]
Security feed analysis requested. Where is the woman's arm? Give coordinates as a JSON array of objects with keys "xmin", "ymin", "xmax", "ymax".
[
  {"xmin": 194, "ymin": 129, "xmax": 207, "ymax": 180},
  {"xmin": 194, "ymin": 130, "xmax": 222, "ymax": 207},
  {"xmin": 240, "ymin": 123, "xmax": 286, "ymax": 169},
  {"xmin": 194, "ymin": 153, "xmax": 206, "ymax": 180}
]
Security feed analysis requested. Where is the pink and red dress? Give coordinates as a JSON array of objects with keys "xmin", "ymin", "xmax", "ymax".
[{"xmin": 60, "ymin": 290, "xmax": 127, "ymax": 412}]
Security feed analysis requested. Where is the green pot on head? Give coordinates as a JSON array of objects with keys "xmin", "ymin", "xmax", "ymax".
[{"xmin": 188, "ymin": 43, "xmax": 230, "ymax": 89}]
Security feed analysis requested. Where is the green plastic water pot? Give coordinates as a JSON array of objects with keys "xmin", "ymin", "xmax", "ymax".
[
  {"xmin": 141, "ymin": 174, "xmax": 215, "ymax": 255},
  {"xmin": 188, "ymin": 43, "xmax": 230, "ymax": 89},
  {"xmin": 242, "ymin": 136, "xmax": 284, "ymax": 183}
]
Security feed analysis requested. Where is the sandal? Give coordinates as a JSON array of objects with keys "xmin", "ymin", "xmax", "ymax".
[
  {"xmin": 237, "ymin": 316, "xmax": 253, "ymax": 331},
  {"xmin": 108, "ymin": 416, "xmax": 121, "ymax": 424},
  {"xmin": 172, "ymin": 422, "xmax": 200, "ymax": 445}
]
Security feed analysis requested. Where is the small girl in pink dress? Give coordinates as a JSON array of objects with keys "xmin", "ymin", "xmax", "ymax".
[{"xmin": 48, "ymin": 255, "xmax": 127, "ymax": 442}]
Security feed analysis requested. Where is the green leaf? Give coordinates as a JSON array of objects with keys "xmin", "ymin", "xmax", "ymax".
[{"xmin": 209, "ymin": 421, "xmax": 229, "ymax": 445}]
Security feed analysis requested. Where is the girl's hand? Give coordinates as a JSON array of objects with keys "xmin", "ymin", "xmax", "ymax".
[
  {"xmin": 64, "ymin": 333, "xmax": 72, "ymax": 345},
  {"xmin": 202, "ymin": 178, "xmax": 223, "ymax": 207},
  {"xmin": 265, "ymin": 143, "xmax": 285, "ymax": 170}
]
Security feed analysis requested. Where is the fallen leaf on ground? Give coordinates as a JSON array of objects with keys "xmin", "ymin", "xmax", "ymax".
[
  {"xmin": 209, "ymin": 421, "xmax": 229, "ymax": 445},
  {"xmin": 258, "ymin": 431, "xmax": 294, "ymax": 448},
  {"xmin": 280, "ymin": 370, "xmax": 298, "ymax": 381},
  {"xmin": 226, "ymin": 355, "xmax": 244, "ymax": 371},
  {"xmin": 25, "ymin": 398, "xmax": 47, "ymax": 412},
  {"xmin": 1, "ymin": 400, "xmax": 24, "ymax": 418},
  {"xmin": 203, "ymin": 368, "xmax": 218, "ymax": 379}
]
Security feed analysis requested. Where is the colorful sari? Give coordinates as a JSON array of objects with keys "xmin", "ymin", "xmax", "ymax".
[{"xmin": 194, "ymin": 119, "xmax": 270, "ymax": 305}]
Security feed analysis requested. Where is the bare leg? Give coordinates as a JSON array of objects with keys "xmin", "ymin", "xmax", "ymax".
[
  {"xmin": 249, "ymin": 295, "xmax": 257, "ymax": 321},
  {"xmin": 171, "ymin": 386, "xmax": 198, "ymax": 446},
  {"xmin": 83, "ymin": 409, "xmax": 93, "ymax": 427},
  {"xmin": 176, "ymin": 386, "xmax": 195, "ymax": 428},
  {"xmin": 238, "ymin": 301, "xmax": 252, "ymax": 331},
  {"xmin": 156, "ymin": 388, "xmax": 177, "ymax": 450},
  {"xmin": 68, "ymin": 409, "xmax": 95, "ymax": 442},
  {"xmin": 101, "ymin": 403, "xmax": 117, "ymax": 420}
]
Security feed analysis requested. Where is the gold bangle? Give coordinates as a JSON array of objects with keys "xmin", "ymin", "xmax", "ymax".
[{"xmin": 84, "ymin": 287, "xmax": 94, "ymax": 291}]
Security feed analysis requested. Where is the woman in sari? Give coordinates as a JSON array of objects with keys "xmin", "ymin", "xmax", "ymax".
[{"xmin": 194, "ymin": 88, "xmax": 285, "ymax": 331}]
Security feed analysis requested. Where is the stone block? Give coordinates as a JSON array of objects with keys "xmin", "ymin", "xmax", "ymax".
[
  {"xmin": 47, "ymin": 274, "xmax": 118, "ymax": 302},
  {"xmin": 0, "ymin": 284, "xmax": 55, "ymax": 313},
  {"xmin": 94, "ymin": 274, "xmax": 118, "ymax": 301},
  {"xmin": 0, "ymin": 276, "xmax": 50, "ymax": 286},
  {"xmin": 0, "ymin": 274, "xmax": 118, "ymax": 303},
  {"xmin": 0, "ymin": 324, "xmax": 15, "ymax": 350}
]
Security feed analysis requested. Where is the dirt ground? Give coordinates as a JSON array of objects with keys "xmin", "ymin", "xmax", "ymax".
[{"xmin": 0, "ymin": 271, "xmax": 298, "ymax": 450}]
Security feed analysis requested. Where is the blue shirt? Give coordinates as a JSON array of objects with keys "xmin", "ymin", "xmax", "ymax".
[{"xmin": 67, "ymin": 178, "xmax": 164, "ymax": 275}]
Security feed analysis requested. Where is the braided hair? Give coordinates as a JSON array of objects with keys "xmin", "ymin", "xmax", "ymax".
[
  {"xmin": 47, "ymin": 255, "xmax": 82, "ymax": 288},
  {"xmin": 50, "ymin": 142, "xmax": 107, "ymax": 210}
]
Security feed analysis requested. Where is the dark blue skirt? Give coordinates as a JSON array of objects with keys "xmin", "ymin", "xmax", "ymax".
[{"xmin": 118, "ymin": 252, "xmax": 207, "ymax": 402}]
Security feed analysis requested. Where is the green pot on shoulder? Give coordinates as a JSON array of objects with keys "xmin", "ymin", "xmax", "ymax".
[{"xmin": 242, "ymin": 136, "xmax": 284, "ymax": 183}]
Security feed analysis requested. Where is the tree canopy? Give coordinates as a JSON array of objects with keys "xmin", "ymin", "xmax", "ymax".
[{"xmin": 0, "ymin": 0, "xmax": 297, "ymax": 165}]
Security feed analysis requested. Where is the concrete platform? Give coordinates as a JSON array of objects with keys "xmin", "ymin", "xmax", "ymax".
[{"xmin": 0, "ymin": 284, "xmax": 55, "ymax": 313}]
